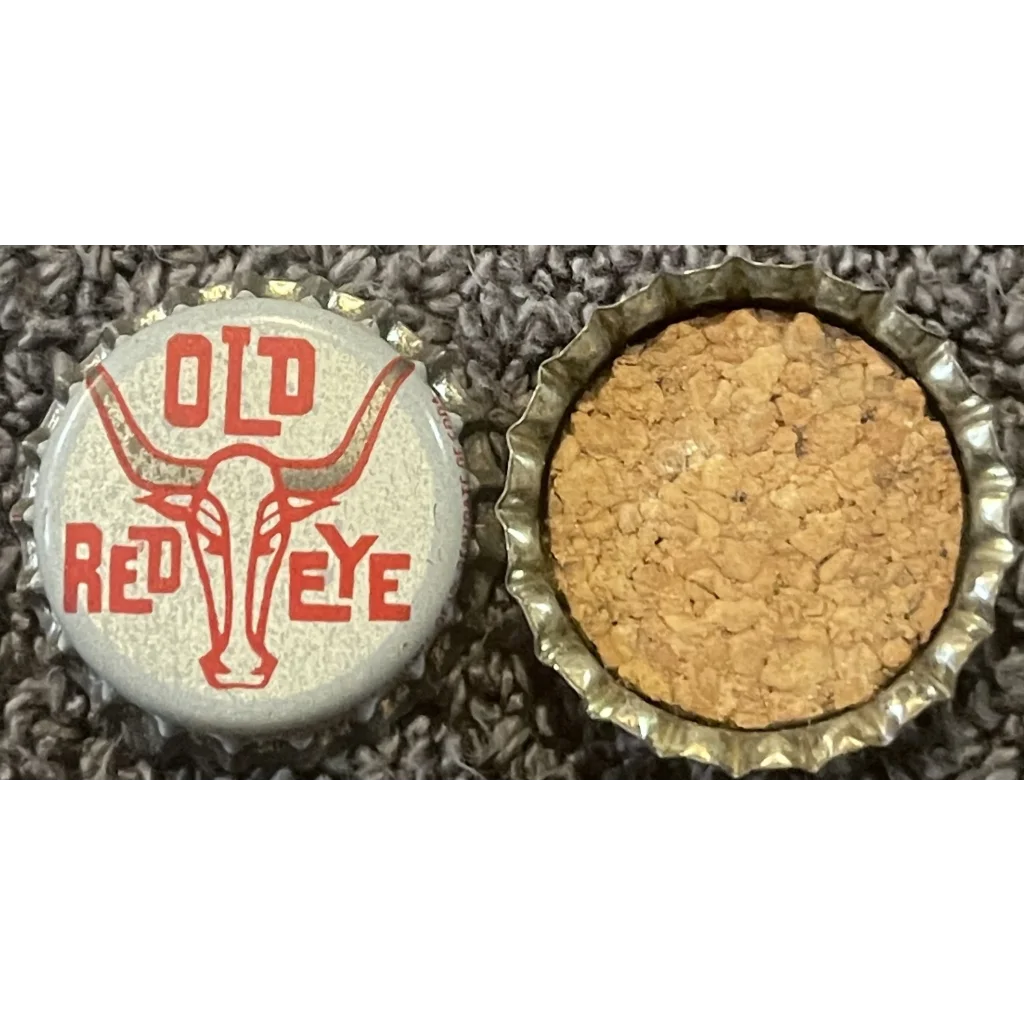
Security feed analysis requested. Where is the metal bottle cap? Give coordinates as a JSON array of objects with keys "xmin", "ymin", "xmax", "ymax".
[
  {"xmin": 15, "ymin": 282, "xmax": 469, "ymax": 739},
  {"xmin": 497, "ymin": 258, "xmax": 1019, "ymax": 776}
]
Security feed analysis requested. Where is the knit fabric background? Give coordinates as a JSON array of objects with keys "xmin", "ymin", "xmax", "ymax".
[{"xmin": 1, "ymin": 245, "xmax": 1021, "ymax": 780}]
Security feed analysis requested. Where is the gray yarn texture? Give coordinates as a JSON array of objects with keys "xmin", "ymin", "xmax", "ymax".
[{"xmin": 2, "ymin": 245, "xmax": 1022, "ymax": 780}]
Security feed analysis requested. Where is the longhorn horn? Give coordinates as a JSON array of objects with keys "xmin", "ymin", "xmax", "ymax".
[
  {"xmin": 277, "ymin": 357, "xmax": 415, "ymax": 496},
  {"xmin": 86, "ymin": 366, "xmax": 206, "ymax": 490}
]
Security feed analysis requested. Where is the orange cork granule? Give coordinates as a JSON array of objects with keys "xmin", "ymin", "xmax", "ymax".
[{"xmin": 547, "ymin": 309, "xmax": 963, "ymax": 728}]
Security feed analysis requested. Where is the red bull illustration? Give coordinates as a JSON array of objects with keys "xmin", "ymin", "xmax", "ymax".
[{"xmin": 62, "ymin": 336, "xmax": 415, "ymax": 691}]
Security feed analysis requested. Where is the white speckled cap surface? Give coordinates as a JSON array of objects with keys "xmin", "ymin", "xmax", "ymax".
[{"xmin": 29, "ymin": 297, "xmax": 468, "ymax": 737}]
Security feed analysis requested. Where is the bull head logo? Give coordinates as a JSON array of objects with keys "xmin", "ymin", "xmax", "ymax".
[{"xmin": 84, "ymin": 357, "xmax": 414, "ymax": 690}]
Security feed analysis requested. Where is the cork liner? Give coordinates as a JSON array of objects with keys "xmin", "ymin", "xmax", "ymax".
[
  {"xmin": 548, "ymin": 309, "xmax": 963, "ymax": 729},
  {"xmin": 497, "ymin": 258, "xmax": 1020, "ymax": 776}
]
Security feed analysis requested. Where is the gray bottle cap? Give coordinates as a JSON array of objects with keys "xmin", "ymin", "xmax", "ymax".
[{"xmin": 21, "ymin": 292, "xmax": 468, "ymax": 738}]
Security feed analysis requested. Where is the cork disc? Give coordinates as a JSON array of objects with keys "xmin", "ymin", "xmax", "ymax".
[{"xmin": 547, "ymin": 309, "xmax": 964, "ymax": 729}]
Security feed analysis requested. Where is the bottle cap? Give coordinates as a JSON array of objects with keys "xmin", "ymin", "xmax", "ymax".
[
  {"xmin": 497, "ymin": 258, "xmax": 1019, "ymax": 776},
  {"xmin": 14, "ymin": 279, "xmax": 470, "ymax": 740}
]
